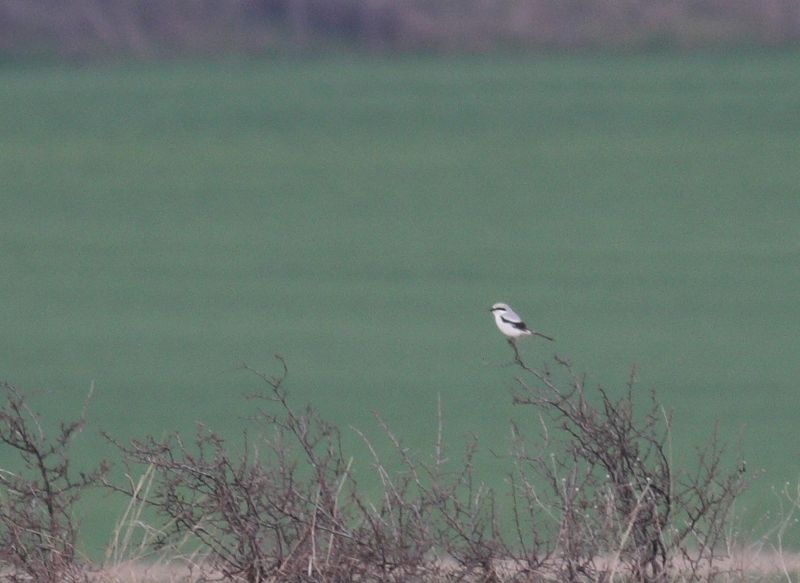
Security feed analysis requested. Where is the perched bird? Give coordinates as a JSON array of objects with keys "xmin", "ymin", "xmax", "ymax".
[{"xmin": 489, "ymin": 302, "xmax": 554, "ymax": 343}]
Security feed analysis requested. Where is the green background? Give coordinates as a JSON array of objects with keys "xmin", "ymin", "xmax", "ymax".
[{"xmin": 1, "ymin": 52, "xmax": 798, "ymax": 554}]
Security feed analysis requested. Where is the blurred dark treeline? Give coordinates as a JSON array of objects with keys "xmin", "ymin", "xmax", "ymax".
[{"xmin": 2, "ymin": 0, "xmax": 800, "ymax": 57}]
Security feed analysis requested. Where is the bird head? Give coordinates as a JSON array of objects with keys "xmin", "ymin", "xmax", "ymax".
[{"xmin": 490, "ymin": 302, "xmax": 510, "ymax": 313}]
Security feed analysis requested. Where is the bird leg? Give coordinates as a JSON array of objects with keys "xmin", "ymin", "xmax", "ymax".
[{"xmin": 507, "ymin": 338, "xmax": 524, "ymax": 366}]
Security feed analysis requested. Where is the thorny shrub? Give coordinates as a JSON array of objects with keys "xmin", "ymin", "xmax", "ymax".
[
  {"xmin": 104, "ymin": 353, "xmax": 747, "ymax": 582},
  {"xmin": 507, "ymin": 356, "xmax": 746, "ymax": 582},
  {"xmin": 0, "ymin": 382, "xmax": 107, "ymax": 583},
  {"xmin": 0, "ymin": 348, "xmax": 748, "ymax": 582}
]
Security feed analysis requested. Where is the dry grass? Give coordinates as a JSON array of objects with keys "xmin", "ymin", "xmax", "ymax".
[{"xmin": 86, "ymin": 550, "xmax": 800, "ymax": 582}]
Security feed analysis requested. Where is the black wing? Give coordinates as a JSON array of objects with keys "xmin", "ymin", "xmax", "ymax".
[{"xmin": 501, "ymin": 315, "xmax": 529, "ymax": 331}]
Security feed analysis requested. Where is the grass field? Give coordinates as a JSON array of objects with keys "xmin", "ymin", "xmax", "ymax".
[{"xmin": 1, "ymin": 51, "xmax": 799, "ymax": 556}]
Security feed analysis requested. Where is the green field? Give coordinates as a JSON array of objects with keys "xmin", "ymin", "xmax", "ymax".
[{"xmin": 1, "ymin": 52, "xmax": 799, "ymax": 554}]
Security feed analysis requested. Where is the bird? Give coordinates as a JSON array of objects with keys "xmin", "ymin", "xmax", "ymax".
[{"xmin": 489, "ymin": 302, "xmax": 554, "ymax": 343}]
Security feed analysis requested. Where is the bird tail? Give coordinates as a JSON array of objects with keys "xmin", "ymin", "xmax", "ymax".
[{"xmin": 533, "ymin": 331, "xmax": 555, "ymax": 342}]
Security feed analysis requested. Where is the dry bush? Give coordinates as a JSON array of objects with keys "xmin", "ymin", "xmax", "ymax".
[
  {"xmin": 506, "ymin": 355, "xmax": 747, "ymax": 582},
  {"xmin": 105, "ymin": 358, "xmax": 368, "ymax": 582},
  {"xmin": 350, "ymin": 402, "xmax": 508, "ymax": 581},
  {"xmin": 103, "ymin": 353, "xmax": 748, "ymax": 582},
  {"xmin": 105, "ymin": 358, "xmax": 513, "ymax": 582},
  {"xmin": 0, "ymin": 381, "xmax": 107, "ymax": 583}
]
